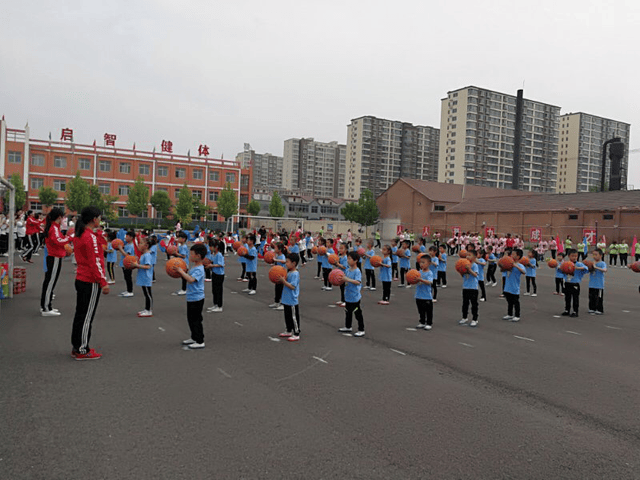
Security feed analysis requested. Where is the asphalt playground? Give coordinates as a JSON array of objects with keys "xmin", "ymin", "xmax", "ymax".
[{"xmin": 1, "ymin": 251, "xmax": 640, "ymax": 479}]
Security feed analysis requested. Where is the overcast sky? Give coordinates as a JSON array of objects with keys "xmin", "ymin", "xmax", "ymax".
[{"xmin": 2, "ymin": 0, "xmax": 639, "ymax": 186}]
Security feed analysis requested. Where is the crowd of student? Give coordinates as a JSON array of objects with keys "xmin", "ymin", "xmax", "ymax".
[{"xmin": 14, "ymin": 205, "xmax": 640, "ymax": 361}]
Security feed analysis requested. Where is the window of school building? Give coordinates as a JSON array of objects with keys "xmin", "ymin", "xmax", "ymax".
[
  {"xmin": 226, "ymin": 172, "xmax": 235, "ymax": 184},
  {"xmin": 54, "ymin": 156, "xmax": 67, "ymax": 168},
  {"xmin": 53, "ymin": 180, "xmax": 66, "ymax": 192},
  {"xmin": 175, "ymin": 168, "xmax": 186, "ymax": 179},
  {"xmin": 119, "ymin": 162, "xmax": 131, "ymax": 174},
  {"xmin": 118, "ymin": 207, "xmax": 129, "ymax": 217},
  {"xmin": 157, "ymin": 166, "xmax": 168, "ymax": 177},
  {"xmin": 98, "ymin": 184, "xmax": 110, "ymax": 195},
  {"xmin": 8, "ymin": 151, "xmax": 22, "ymax": 163},
  {"xmin": 78, "ymin": 158, "xmax": 91, "ymax": 170},
  {"xmin": 119, "ymin": 185, "xmax": 130, "ymax": 196},
  {"xmin": 139, "ymin": 164, "xmax": 150, "ymax": 176},
  {"xmin": 99, "ymin": 160, "xmax": 111, "ymax": 172},
  {"xmin": 31, "ymin": 154, "xmax": 45, "ymax": 166},
  {"xmin": 209, "ymin": 191, "xmax": 219, "ymax": 201},
  {"xmin": 31, "ymin": 177, "xmax": 44, "ymax": 189},
  {"xmin": 193, "ymin": 169, "xmax": 203, "ymax": 180},
  {"xmin": 209, "ymin": 171, "xmax": 219, "ymax": 182}
]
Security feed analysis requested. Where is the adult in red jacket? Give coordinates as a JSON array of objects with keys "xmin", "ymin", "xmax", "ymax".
[
  {"xmin": 71, "ymin": 207, "xmax": 109, "ymax": 360},
  {"xmin": 22, "ymin": 210, "xmax": 41, "ymax": 263},
  {"xmin": 40, "ymin": 208, "xmax": 70, "ymax": 316}
]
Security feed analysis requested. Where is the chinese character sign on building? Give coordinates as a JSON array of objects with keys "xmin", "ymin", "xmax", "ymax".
[
  {"xmin": 485, "ymin": 227, "xmax": 495, "ymax": 237},
  {"xmin": 452, "ymin": 226, "xmax": 461, "ymax": 236},
  {"xmin": 161, "ymin": 140, "xmax": 173, "ymax": 153},
  {"xmin": 198, "ymin": 144, "xmax": 209, "ymax": 157},
  {"xmin": 583, "ymin": 228, "xmax": 596, "ymax": 244},
  {"xmin": 396, "ymin": 225, "xmax": 403, "ymax": 236},
  {"xmin": 530, "ymin": 227, "xmax": 541, "ymax": 242},
  {"xmin": 422, "ymin": 226, "xmax": 430, "ymax": 237},
  {"xmin": 104, "ymin": 133, "xmax": 117, "ymax": 146},
  {"xmin": 60, "ymin": 128, "xmax": 73, "ymax": 141}
]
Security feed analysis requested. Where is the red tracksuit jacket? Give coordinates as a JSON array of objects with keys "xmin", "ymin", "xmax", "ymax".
[
  {"xmin": 45, "ymin": 223, "xmax": 70, "ymax": 258},
  {"xmin": 74, "ymin": 229, "xmax": 108, "ymax": 288}
]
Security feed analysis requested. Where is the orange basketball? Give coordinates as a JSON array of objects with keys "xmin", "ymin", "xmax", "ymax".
[
  {"xmin": 328, "ymin": 254, "xmax": 339, "ymax": 265},
  {"xmin": 455, "ymin": 258, "xmax": 471, "ymax": 275},
  {"xmin": 64, "ymin": 243, "xmax": 73, "ymax": 256},
  {"xmin": 370, "ymin": 255, "xmax": 382, "ymax": 267},
  {"xmin": 583, "ymin": 259, "xmax": 594, "ymax": 272},
  {"xmin": 396, "ymin": 248, "xmax": 405, "ymax": 258},
  {"xmin": 166, "ymin": 245, "xmax": 177, "ymax": 255},
  {"xmin": 519, "ymin": 257, "xmax": 530, "ymax": 267},
  {"xmin": 411, "ymin": 244, "xmax": 421, "ymax": 253},
  {"xmin": 233, "ymin": 241, "xmax": 242, "ymax": 251},
  {"xmin": 263, "ymin": 250, "xmax": 276, "ymax": 264},
  {"xmin": 311, "ymin": 246, "xmax": 318, "ymax": 254},
  {"xmin": 406, "ymin": 269, "xmax": 422, "ymax": 285},
  {"xmin": 459, "ymin": 249, "xmax": 468, "ymax": 258},
  {"xmin": 317, "ymin": 246, "xmax": 327, "ymax": 256},
  {"xmin": 111, "ymin": 239, "xmax": 124, "ymax": 250},
  {"xmin": 547, "ymin": 259, "xmax": 558, "ymax": 268},
  {"xmin": 357, "ymin": 247, "xmax": 366, "ymax": 257},
  {"xmin": 123, "ymin": 255, "xmax": 138, "ymax": 269},
  {"xmin": 166, "ymin": 257, "xmax": 187, "ymax": 278},
  {"xmin": 202, "ymin": 257, "xmax": 212, "ymax": 267},
  {"xmin": 417, "ymin": 252, "xmax": 429, "ymax": 262},
  {"xmin": 268, "ymin": 265, "xmax": 287, "ymax": 283},
  {"xmin": 560, "ymin": 261, "xmax": 575, "ymax": 275},
  {"xmin": 237, "ymin": 246, "xmax": 248, "ymax": 257},
  {"xmin": 498, "ymin": 256, "xmax": 514, "ymax": 271},
  {"xmin": 328, "ymin": 269, "xmax": 345, "ymax": 286},
  {"xmin": 630, "ymin": 261, "xmax": 640, "ymax": 273}
]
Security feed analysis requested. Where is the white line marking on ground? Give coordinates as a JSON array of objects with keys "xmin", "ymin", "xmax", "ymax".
[
  {"xmin": 622, "ymin": 310, "xmax": 630, "ymax": 313},
  {"xmin": 217, "ymin": 368, "xmax": 232, "ymax": 378},
  {"xmin": 553, "ymin": 315, "xmax": 561, "ymax": 318},
  {"xmin": 234, "ymin": 322, "xmax": 243, "ymax": 327},
  {"xmin": 513, "ymin": 335, "xmax": 535, "ymax": 342},
  {"xmin": 230, "ymin": 291, "xmax": 238, "ymax": 294},
  {"xmin": 342, "ymin": 333, "xmax": 352, "ymax": 337},
  {"xmin": 406, "ymin": 328, "xmax": 417, "ymax": 331},
  {"xmin": 327, "ymin": 304, "xmax": 337, "ymax": 308},
  {"xmin": 605, "ymin": 325, "xmax": 622, "ymax": 330},
  {"xmin": 390, "ymin": 348, "xmax": 407, "ymax": 356},
  {"xmin": 312, "ymin": 356, "xmax": 328, "ymax": 364},
  {"xmin": 158, "ymin": 327, "xmax": 165, "ymax": 332},
  {"xmin": 268, "ymin": 336, "xmax": 281, "ymax": 342},
  {"xmin": 459, "ymin": 342, "xmax": 474, "ymax": 348},
  {"xmin": 566, "ymin": 331, "xmax": 582, "ymax": 336}
]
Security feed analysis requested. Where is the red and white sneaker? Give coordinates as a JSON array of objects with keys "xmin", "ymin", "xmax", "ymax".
[
  {"xmin": 278, "ymin": 332, "xmax": 292, "ymax": 338},
  {"xmin": 74, "ymin": 349, "xmax": 102, "ymax": 361},
  {"xmin": 380, "ymin": 301, "xmax": 390, "ymax": 305},
  {"xmin": 287, "ymin": 335, "xmax": 300, "ymax": 342},
  {"xmin": 137, "ymin": 310, "xmax": 153, "ymax": 317},
  {"xmin": 339, "ymin": 302, "xmax": 346, "ymax": 307}
]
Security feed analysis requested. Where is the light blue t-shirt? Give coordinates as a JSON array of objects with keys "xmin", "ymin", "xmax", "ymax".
[
  {"xmin": 339, "ymin": 254, "xmax": 348, "ymax": 270},
  {"xmin": 344, "ymin": 268, "xmax": 362, "ymax": 303},
  {"xmin": 380, "ymin": 256, "xmax": 392, "ymax": 282},
  {"xmin": 135, "ymin": 252, "xmax": 153, "ymax": 287},
  {"xmin": 462, "ymin": 262, "xmax": 479, "ymax": 290},
  {"xmin": 488, "ymin": 253, "xmax": 497, "ymax": 263},
  {"xmin": 305, "ymin": 236, "xmax": 311, "ymax": 247},
  {"xmin": 399, "ymin": 249, "xmax": 411, "ymax": 269},
  {"xmin": 556, "ymin": 263, "xmax": 566, "ymax": 279},
  {"xmin": 319, "ymin": 253, "xmax": 329, "ymax": 269},
  {"xmin": 588, "ymin": 261, "xmax": 607, "ymax": 289},
  {"xmin": 391, "ymin": 246, "xmax": 398, "ymax": 263},
  {"xmin": 475, "ymin": 257, "xmax": 486, "ymax": 282},
  {"xmin": 245, "ymin": 246, "xmax": 258, "ymax": 273},
  {"xmin": 566, "ymin": 262, "xmax": 587, "ymax": 284},
  {"xmin": 438, "ymin": 252, "xmax": 447, "ymax": 271},
  {"xmin": 238, "ymin": 243, "xmax": 248, "ymax": 264},
  {"xmin": 428, "ymin": 255, "xmax": 439, "ymax": 278},
  {"xmin": 419, "ymin": 245, "xmax": 426, "ymax": 254},
  {"xmin": 106, "ymin": 245, "xmax": 117, "ymax": 263},
  {"xmin": 504, "ymin": 263, "xmax": 526, "ymax": 295},
  {"xmin": 212, "ymin": 252, "xmax": 225, "ymax": 275},
  {"xmin": 364, "ymin": 249, "xmax": 375, "ymax": 270},
  {"xmin": 281, "ymin": 270, "xmax": 300, "ymax": 306},
  {"xmin": 186, "ymin": 265, "xmax": 205, "ymax": 302},
  {"xmin": 289, "ymin": 244, "xmax": 300, "ymax": 255},
  {"xmin": 178, "ymin": 243, "xmax": 189, "ymax": 267},
  {"xmin": 415, "ymin": 270, "xmax": 433, "ymax": 300},
  {"xmin": 525, "ymin": 258, "xmax": 537, "ymax": 277},
  {"xmin": 149, "ymin": 244, "xmax": 158, "ymax": 265},
  {"xmin": 119, "ymin": 242, "xmax": 135, "ymax": 268}
]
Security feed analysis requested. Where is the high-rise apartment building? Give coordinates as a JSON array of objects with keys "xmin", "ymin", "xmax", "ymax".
[
  {"xmin": 438, "ymin": 86, "xmax": 560, "ymax": 192},
  {"xmin": 235, "ymin": 143, "xmax": 283, "ymax": 190},
  {"xmin": 345, "ymin": 116, "xmax": 439, "ymax": 200},
  {"xmin": 282, "ymin": 138, "xmax": 346, "ymax": 198},
  {"xmin": 557, "ymin": 113, "xmax": 631, "ymax": 193}
]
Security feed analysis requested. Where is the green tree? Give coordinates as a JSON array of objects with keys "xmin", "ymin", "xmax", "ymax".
[
  {"xmin": 176, "ymin": 183, "xmax": 194, "ymax": 224},
  {"xmin": 150, "ymin": 190, "xmax": 172, "ymax": 218},
  {"xmin": 269, "ymin": 191, "xmax": 285, "ymax": 217},
  {"xmin": 88, "ymin": 184, "xmax": 105, "ymax": 212},
  {"xmin": 357, "ymin": 189, "xmax": 379, "ymax": 228},
  {"xmin": 192, "ymin": 196, "xmax": 209, "ymax": 221},
  {"xmin": 127, "ymin": 176, "xmax": 150, "ymax": 222},
  {"xmin": 247, "ymin": 199, "xmax": 261, "ymax": 216},
  {"xmin": 65, "ymin": 172, "xmax": 90, "ymax": 213},
  {"xmin": 38, "ymin": 186, "xmax": 58, "ymax": 210},
  {"xmin": 217, "ymin": 182, "xmax": 238, "ymax": 220},
  {"xmin": 101, "ymin": 194, "xmax": 119, "ymax": 222},
  {"xmin": 341, "ymin": 202, "xmax": 360, "ymax": 224},
  {"xmin": 3, "ymin": 173, "xmax": 27, "ymax": 211}
]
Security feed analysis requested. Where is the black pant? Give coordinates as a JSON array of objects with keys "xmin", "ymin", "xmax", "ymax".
[
  {"xmin": 365, "ymin": 269, "xmax": 376, "ymax": 288},
  {"xmin": 212, "ymin": 273, "xmax": 224, "ymax": 307},
  {"xmin": 479, "ymin": 280, "xmax": 486, "ymax": 300},
  {"xmin": 247, "ymin": 271, "xmax": 257, "ymax": 290},
  {"xmin": 275, "ymin": 283, "xmax": 283, "ymax": 303},
  {"xmin": 609, "ymin": 254, "xmax": 617, "ymax": 265},
  {"xmin": 382, "ymin": 281, "xmax": 391, "ymax": 301},
  {"xmin": 505, "ymin": 292, "xmax": 520, "ymax": 317},
  {"xmin": 40, "ymin": 256, "xmax": 63, "ymax": 311},
  {"xmin": 437, "ymin": 271, "xmax": 447, "ymax": 286},
  {"xmin": 555, "ymin": 277, "xmax": 564, "ymax": 294},
  {"xmin": 322, "ymin": 267, "xmax": 331, "ymax": 288},
  {"xmin": 340, "ymin": 284, "xmax": 345, "ymax": 303},
  {"xmin": 392, "ymin": 262, "xmax": 398, "ymax": 279},
  {"xmin": 526, "ymin": 276, "xmax": 537, "ymax": 294},
  {"xmin": 240, "ymin": 263, "xmax": 247, "ymax": 279},
  {"xmin": 551, "ymin": 250, "xmax": 556, "ymax": 259},
  {"xmin": 123, "ymin": 268, "xmax": 133, "ymax": 293},
  {"xmin": 284, "ymin": 304, "xmax": 300, "ymax": 335},
  {"xmin": 300, "ymin": 250, "xmax": 306, "ymax": 265},
  {"xmin": 564, "ymin": 283, "xmax": 580, "ymax": 314},
  {"xmin": 187, "ymin": 299, "xmax": 205, "ymax": 343},
  {"xmin": 23, "ymin": 233, "xmax": 39, "ymax": 261},
  {"xmin": 588, "ymin": 288, "xmax": 604, "ymax": 313},
  {"xmin": 432, "ymin": 280, "xmax": 438, "ymax": 300},
  {"xmin": 635, "ymin": 254, "xmax": 640, "ymax": 262},
  {"xmin": 307, "ymin": 248, "xmax": 313, "ymax": 259},
  {"xmin": 462, "ymin": 289, "xmax": 479, "ymax": 320},
  {"xmin": 182, "ymin": 277, "xmax": 187, "ymax": 291},
  {"xmin": 107, "ymin": 262, "xmax": 115, "ymax": 281},
  {"xmin": 400, "ymin": 267, "xmax": 408, "ymax": 285},
  {"xmin": 71, "ymin": 281, "xmax": 102, "ymax": 354},
  {"xmin": 486, "ymin": 264, "xmax": 497, "ymax": 284},
  {"xmin": 375, "ymin": 239, "xmax": 381, "ymax": 248},
  {"xmin": 317, "ymin": 262, "xmax": 322, "ymax": 277},
  {"xmin": 345, "ymin": 301, "xmax": 364, "ymax": 331},
  {"xmin": 502, "ymin": 276, "xmax": 506, "ymax": 293},
  {"xmin": 416, "ymin": 299, "xmax": 433, "ymax": 325},
  {"xmin": 142, "ymin": 286, "xmax": 153, "ymax": 311},
  {"xmin": 0, "ymin": 234, "xmax": 8, "ymax": 255},
  {"xmin": 620, "ymin": 253, "xmax": 628, "ymax": 266}
]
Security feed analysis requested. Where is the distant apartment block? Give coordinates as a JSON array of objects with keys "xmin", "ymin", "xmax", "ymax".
[
  {"xmin": 236, "ymin": 143, "xmax": 283, "ymax": 190},
  {"xmin": 252, "ymin": 187, "xmax": 348, "ymax": 220},
  {"xmin": 282, "ymin": 138, "xmax": 346, "ymax": 198},
  {"xmin": 345, "ymin": 116, "xmax": 439, "ymax": 200},
  {"xmin": 558, "ymin": 113, "xmax": 631, "ymax": 193},
  {"xmin": 438, "ymin": 86, "xmax": 560, "ymax": 192}
]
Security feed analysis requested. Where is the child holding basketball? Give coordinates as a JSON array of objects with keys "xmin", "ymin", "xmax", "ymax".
[
  {"xmin": 415, "ymin": 254, "xmax": 434, "ymax": 330},
  {"xmin": 554, "ymin": 252, "xmax": 566, "ymax": 295},
  {"xmin": 315, "ymin": 237, "xmax": 326, "ymax": 280},
  {"xmin": 269, "ymin": 242, "xmax": 287, "ymax": 309},
  {"xmin": 561, "ymin": 249, "xmax": 588, "ymax": 317},
  {"xmin": 244, "ymin": 235, "xmax": 258, "ymax": 295},
  {"xmin": 339, "ymin": 251, "xmax": 365, "ymax": 337},
  {"xmin": 334, "ymin": 242, "xmax": 349, "ymax": 307},
  {"xmin": 460, "ymin": 250, "xmax": 479, "ymax": 327},
  {"xmin": 428, "ymin": 246, "xmax": 439, "ymax": 301},
  {"xmin": 398, "ymin": 240, "xmax": 411, "ymax": 288},
  {"xmin": 588, "ymin": 248, "xmax": 607, "ymax": 315},
  {"xmin": 277, "ymin": 252, "xmax": 301, "ymax": 341},
  {"xmin": 363, "ymin": 240, "xmax": 376, "ymax": 291},
  {"xmin": 132, "ymin": 237, "xmax": 153, "ymax": 317},
  {"xmin": 171, "ymin": 231, "xmax": 189, "ymax": 296},
  {"xmin": 437, "ymin": 244, "xmax": 448, "ymax": 288},
  {"xmin": 503, "ymin": 249, "xmax": 526, "ymax": 322},
  {"xmin": 390, "ymin": 238, "xmax": 399, "ymax": 281},
  {"xmin": 207, "ymin": 239, "xmax": 225, "ymax": 313},
  {"xmin": 117, "ymin": 230, "xmax": 135, "ymax": 297},
  {"xmin": 176, "ymin": 243, "xmax": 207, "ymax": 349},
  {"xmin": 378, "ymin": 245, "xmax": 392, "ymax": 305},
  {"xmin": 105, "ymin": 231, "xmax": 117, "ymax": 284}
]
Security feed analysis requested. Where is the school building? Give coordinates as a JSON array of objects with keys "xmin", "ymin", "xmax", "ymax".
[
  {"xmin": 0, "ymin": 119, "xmax": 252, "ymax": 222},
  {"xmin": 377, "ymin": 178, "xmax": 640, "ymax": 242}
]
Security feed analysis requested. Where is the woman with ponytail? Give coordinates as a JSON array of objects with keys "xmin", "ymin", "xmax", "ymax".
[
  {"xmin": 40, "ymin": 207, "xmax": 70, "ymax": 316},
  {"xmin": 71, "ymin": 206, "xmax": 109, "ymax": 361}
]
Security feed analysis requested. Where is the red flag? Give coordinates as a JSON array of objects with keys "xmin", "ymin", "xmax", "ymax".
[
  {"xmin": 556, "ymin": 235, "xmax": 563, "ymax": 254},
  {"xmin": 632, "ymin": 236, "xmax": 637, "ymax": 257}
]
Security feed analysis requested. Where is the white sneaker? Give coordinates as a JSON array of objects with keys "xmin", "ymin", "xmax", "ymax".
[
  {"xmin": 325, "ymin": 287, "xmax": 333, "ymax": 291},
  {"xmin": 177, "ymin": 290, "xmax": 186, "ymax": 296},
  {"xmin": 531, "ymin": 293, "xmax": 537, "ymax": 297},
  {"xmin": 479, "ymin": 298, "xmax": 486, "ymax": 302},
  {"xmin": 405, "ymin": 285, "xmax": 411, "ymax": 289},
  {"xmin": 107, "ymin": 280, "xmax": 116, "ymax": 284},
  {"xmin": 416, "ymin": 323, "xmax": 426, "ymax": 329},
  {"xmin": 503, "ymin": 315, "xmax": 513, "ymax": 320},
  {"xmin": 509, "ymin": 317, "xmax": 520, "ymax": 322},
  {"xmin": 41, "ymin": 310, "xmax": 61, "ymax": 317},
  {"xmin": 458, "ymin": 318, "xmax": 468, "ymax": 325},
  {"xmin": 492, "ymin": 282, "xmax": 498, "ymax": 287},
  {"xmin": 441, "ymin": 285, "xmax": 447, "ymax": 288},
  {"xmin": 138, "ymin": 310, "xmax": 153, "ymax": 317},
  {"xmin": 269, "ymin": 303, "xmax": 279, "ymax": 308},
  {"xmin": 524, "ymin": 292, "xmax": 530, "ymax": 296},
  {"xmin": 424, "ymin": 325, "xmax": 432, "ymax": 330},
  {"xmin": 242, "ymin": 288, "xmax": 250, "ymax": 292},
  {"xmin": 369, "ymin": 287, "xmax": 376, "ymax": 291},
  {"xmin": 432, "ymin": 298, "xmax": 436, "ymax": 302},
  {"xmin": 122, "ymin": 292, "xmax": 134, "ymax": 297},
  {"xmin": 40, "ymin": 308, "xmax": 60, "ymax": 313},
  {"xmin": 469, "ymin": 320, "xmax": 478, "ymax": 327},
  {"xmin": 363, "ymin": 286, "xmax": 370, "ymax": 290},
  {"xmin": 398, "ymin": 284, "xmax": 405, "ymax": 288},
  {"xmin": 188, "ymin": 342, "xmax": 205, "ymax": 349},
  {"xmin": 182, "ymin": 338, "xmax": 195, "ymax": 345},
  {"xmin": 275, "ymin": 305, "xmax": 284, "ymax": 311},
  {"xmin": 353, "ymin": 331, "xmax": 365, "ymax": 337},
  {"xmin": 213, "ymin": 307, "xmax": 223, "ymax": 312},
  {"xmin": 248, "ymin": 290, "xmax": 256, "ymax": 295},
  {"xmin": 206, "ymin": 306, "xmax": 217, "ymax": 312}
]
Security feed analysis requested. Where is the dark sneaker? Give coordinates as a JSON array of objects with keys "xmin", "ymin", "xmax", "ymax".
[{"xmin": 561, "ymin": 311, "xmax": 570, "ymax": 316}]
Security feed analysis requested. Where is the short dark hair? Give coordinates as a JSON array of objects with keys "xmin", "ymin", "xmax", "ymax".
[
  {"xmin": 191, "ymin": 243, "xmax": 207, "ymax": 259},
  {"xmin": 428, "ymin": 246, "xmax": 437, "ymax": 252},
  {"xmin": 513, "ymin": 248, "xmax": 523, "ymax": 259},
  {"xmin": 592, "ymin": 248, "xmax": 604, "ymax": 256},
  {"xmin": 347, "ymin": 251, "xmax": 360, "ymax": 262},
  {"xmin": 286, "ymin": 252, "xmax": 299, "ymax": 265},
  {"xmin": 566, "ymin": 248, "xmax": 577, "ymax": 256},
  {"xmin": 126, "ymin": 230, "xmax": 135, "ymax": 238},
  {"xmin": 177, "ymin": 231, "xmax": 188, "ymax": 240}
]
